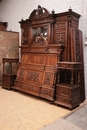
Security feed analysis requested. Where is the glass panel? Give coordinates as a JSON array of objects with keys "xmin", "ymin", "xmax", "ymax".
[{"xmin": 32, "ymin": 26, "xmax": 48, "ymax": 39}]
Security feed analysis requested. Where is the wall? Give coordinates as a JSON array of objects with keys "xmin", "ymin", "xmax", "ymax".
[
  {"xmin": 0, "ymin": 31, "xmax": 19, "ymax": 84},
  {"xmin": 0, "ymin": 4, "xmax": 1, "ymax": 20},
  {"xmin": 0, "ymin": 0, "xmax": 86, "ymax": 33},
  {"xmin": 0, "ymin": 0, "xmax": 87, "ymax": 98}
]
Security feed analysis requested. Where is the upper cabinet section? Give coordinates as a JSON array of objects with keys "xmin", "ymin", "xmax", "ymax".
[{"xmin": 19, "ymin": 5, "xmax": 80, "ymax": 47}]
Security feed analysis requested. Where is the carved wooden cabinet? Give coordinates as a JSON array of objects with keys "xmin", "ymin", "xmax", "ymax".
[
  {"xmin": 54, "ymin": 62, "xmax": 81, "ymax": 109},
  {"xmin": 14, "ymin": 6, "xmax": 85, "ymax": 108},
  {"xmin": 2, "ymin": 58, "xmax": 19, "ymax": 89}
]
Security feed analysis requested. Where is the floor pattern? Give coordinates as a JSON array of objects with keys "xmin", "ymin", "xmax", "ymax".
[{"xmin": 0, "ymin": 86, "xmax": 70, "ymax": 130}]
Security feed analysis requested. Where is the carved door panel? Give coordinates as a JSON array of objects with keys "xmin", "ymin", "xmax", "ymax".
[
  {"xmin": 25, "ymin": 69, "xmax": 43, "ymax": 86},
  {"xmin": 40, "ymin": 66, "xmax": 57, "ymax": 101},
  {"xmin": 42, "ymin": 71, "xmax": 55, "ymax": 88},
  {"xmin": 17, "ymin": 67, "xmax": 26, "ymax": 81}
]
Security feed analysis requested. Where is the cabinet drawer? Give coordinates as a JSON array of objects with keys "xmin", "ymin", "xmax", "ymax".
[
  {"xmin": 40, "ymin": 87, "xmax": 54, "ymax": 101},
  {"xmin": 16, "ymin": 81, "xmax": 40, "ymax": 93},
  {"xmin": 56, "ymin": 85, "xmax": 80, "ymax": 98},
  {"xmin": 55, "ymin": 95, "xmax": 80, "ymax": 109},
  {"xmin": 40, "ymin": 87, "xmax": 54, "ymax": 97}
]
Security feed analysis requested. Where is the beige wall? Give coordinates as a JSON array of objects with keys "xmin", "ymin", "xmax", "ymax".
[{"xmin": 0, "ymin": 31, "xmax": 19, "ymax": 84}]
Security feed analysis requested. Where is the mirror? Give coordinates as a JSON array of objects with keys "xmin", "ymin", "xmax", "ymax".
[{"xmin": 32, "ymin": 26, "xmax": 48, "ymax": 39}]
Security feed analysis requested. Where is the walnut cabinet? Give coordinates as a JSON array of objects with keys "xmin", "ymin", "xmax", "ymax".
[{"xmin": 14, "ymin": 6, "xmax": 85, "ymax": 109}]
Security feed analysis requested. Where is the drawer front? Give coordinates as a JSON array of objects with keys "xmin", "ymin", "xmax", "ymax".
[
  {"xmin": 56, "ymin": 85, "xmax": 71, "ymax": 98},
  {"xmin": 57, "ymin": 95, "xmax": 71, "ymax": 104},
  {"xmin": 16, "ymin": 81, "xmax": 40, "ymax": 93},
  {"xmin": 2, "ymin": 75, "xmax": 10, "ymax": 84},
  {"xmin": 55, "ymin": 95, "xmax": 80, "ymax": 109},
  {"xmin": 40, "ymin": 87, "xmax": 54, "ymax": 97},
  {"xmin": 26, "ymin": 85, "xmax": 40, "ymax": 93},
  {"xmin": 56, "ymin": 85, "xmax": 80, "ymax": 98}
]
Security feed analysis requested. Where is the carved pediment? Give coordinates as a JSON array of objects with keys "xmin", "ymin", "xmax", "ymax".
[{"xmin": 29, "ymin": 5, "xmax": 50, "ymax": 20}]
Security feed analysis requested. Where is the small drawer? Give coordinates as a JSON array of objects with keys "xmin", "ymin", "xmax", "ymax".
[{"xmin": 40, "ymin": 87, "xmax": 54, "ymax": 97}]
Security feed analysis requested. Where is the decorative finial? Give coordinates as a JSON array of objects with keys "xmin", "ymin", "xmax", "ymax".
[
  {"xmin": 37, "ymin": 5, "xmax": 43, "ymax": 16},
  {"xmin": 21, "ymin": 18, "xmax": 24, "ymax": 21},
  {"xmin": 68, "ymin": 7, "xmax": 72, "ymax": 12},
  {"xmin": 38, "ymin": 5, "xmax": 41, "ymax": 9},
  {"xmin": 52, "ymin": 9, "xmax": 55, "ymax": 14}
]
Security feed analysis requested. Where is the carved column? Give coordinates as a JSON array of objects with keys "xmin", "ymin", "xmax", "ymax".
[
  {"xmin": 78, "ymin": 70, "xmax": 81, "ymax": 85},
  {"xmin": 71, "ymin": 70, "xmax": 74, "ymax": 85},
  {"xmin": 51, "ymin": 22, "xmax": 54, "ymax": 44}
]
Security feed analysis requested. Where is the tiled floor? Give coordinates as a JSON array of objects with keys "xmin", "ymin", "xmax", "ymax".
[
  {"xmin": 40, "ymin": 100, "xmax": 87, "ymax": 130},
  {"xmin": 0, "ymin": 86, "xmax": 70, "ymax": 130},
  {"xmin": 64, "ymin": 101, "xmax": 87, "ymax": 130}
]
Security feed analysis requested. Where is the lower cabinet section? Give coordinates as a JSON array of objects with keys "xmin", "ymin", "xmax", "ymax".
[
  {"xmin": 15, "ymin": 81, "xmax": 40, "ymax": 96},
  {"xmin": 54, "ymin": 84, "xmax": 80, "ymax": 109},
  {"xmin": 2, "ymin": 74, "xmax": 16, "ymax": 89},
  {"xmin": 56, "ymin": 84, "xmax": 80, "ymax": 98},
  {"xmin": 15, "ymin": 81, "xmax": 55, "ymax": 101},
  {"xmin": 14, "ymin": 64, "xmax": 57, "ymax": 102},
  {"xmin": 54, "ymin": 95, "xmax": 80, "ymax": 109},
  {"xmin": 2, "ymin": 61, "xmax": 82, "ymax": 109}
]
